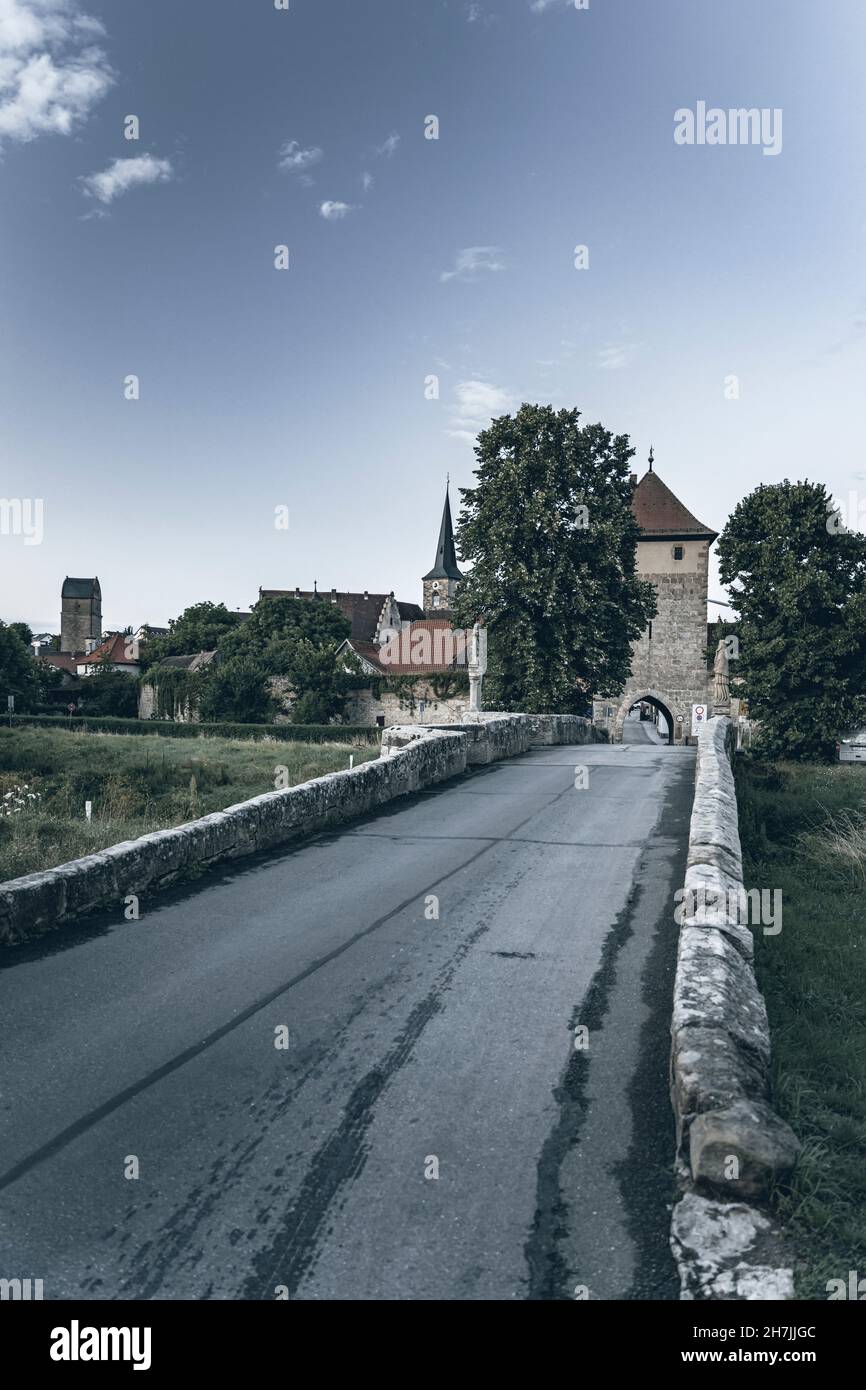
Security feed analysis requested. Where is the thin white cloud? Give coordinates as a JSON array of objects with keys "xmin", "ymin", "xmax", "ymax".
[
  {"xmin": 447, "ymin": 379, "xmax": 516, "ymax": 441},
  {"xmin": 0, "ymin": 0, "xmax": 113, "ymax": 146},
  {"xmin": 374, "ymin": 131, "xmax": 400, "ymax": 158},
  {"xmin": 361, "ymin": 170, "xmax": 373, "ymax": 192},
  {"xmin": 80, "ymin": 154, "xmax": 174, "ymax": 205},
  {"xmin": 530, "ymin": 0, "xmax": 569, "ymax": 11},
  {"xmin": 440, "ymin": 246, "xmax": 506, "ymax": 284},
  {"xmin": 319, "ymin": 199, "xmax": 355, "ymax": 220},
  {"xmin": 278, "ymin": 139, "xmax": 322, "ymax": 174},
  {"xmin": 597, "ymin": 343, "xmax": 639, "ymax": 371}
]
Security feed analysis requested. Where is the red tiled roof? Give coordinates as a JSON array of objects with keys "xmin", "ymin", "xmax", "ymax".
[
  {"xmin": 347, "ymin": 622, "xmax": 469, "ymax": 675},
  {"xmin": 631, "ymin": 470, "xmax": 717, "ymax": 540},
  {"xmin": 78, "ymin": 632, "xmax": 138, "ymax": 666}
]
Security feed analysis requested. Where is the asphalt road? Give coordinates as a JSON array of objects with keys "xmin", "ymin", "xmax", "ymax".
[{"xmin": 0, "ymin": 722, "xmax": 695, "ymax": 1301}]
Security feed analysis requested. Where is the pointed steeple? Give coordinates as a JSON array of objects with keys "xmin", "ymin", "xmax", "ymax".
[{"xmin": 422, "ymin": 483, "xmax": 463, "ymax": 581}]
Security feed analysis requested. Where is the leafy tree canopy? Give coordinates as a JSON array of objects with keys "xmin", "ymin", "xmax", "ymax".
[
  {"xmin": 0, "ymin": 620, "xmax": 40, "ymax": 711},
  {"xmin": 219, "ymin": 594, "xmax": 350, "ymax": 672},
  {"xmin": 453, "ymin": 404, "xmax": 656, "ymax": 713},
  {"xmin": 717, "ymin": 479, "xmax": 866, "ymax": 761},
  {"xmin": 142, "ymin": 602, "xmax": 245, "ymax": 667}
]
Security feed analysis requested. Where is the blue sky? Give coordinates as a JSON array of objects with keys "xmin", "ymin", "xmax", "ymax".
[{"xmin": 2, "ymin": 0, "xmax": 865, "ymax": 632}]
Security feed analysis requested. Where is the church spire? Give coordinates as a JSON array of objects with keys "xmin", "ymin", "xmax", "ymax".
[
  {"xmin": 422, "ymin": 482, "xmax": 463, "ymax": 616},
  {"xmin": 422, "ymin": 482, "xmax": 463, "ymax": 582}
]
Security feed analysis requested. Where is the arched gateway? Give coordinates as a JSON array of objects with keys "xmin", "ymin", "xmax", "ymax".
[
  {"xmin": 593, "ymin": 459, "xmax": 717, "ymax": 747},
  {"xmin": 616, "ymin": 690, "xmax": 679, "ymax": 746}
]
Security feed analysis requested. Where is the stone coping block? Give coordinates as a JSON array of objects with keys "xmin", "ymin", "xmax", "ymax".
[{"xmin": 669, "ymin": 716, "xmax": 800, "ymax": 1298}]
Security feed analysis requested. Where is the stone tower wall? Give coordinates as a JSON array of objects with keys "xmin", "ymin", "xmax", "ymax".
[
  {"xmin": 61, "ymin": 593, "xmax": 102, "ymax": 654},
  {"xmin": 597, "ymin": 537, "xmax": 712, "ymax": 744},
  {"xmin": 423, "ymin": 577, "xmax": 458, "ymax": 615}
]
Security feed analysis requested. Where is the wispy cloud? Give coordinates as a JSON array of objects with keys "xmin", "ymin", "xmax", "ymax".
[
  {"xmin": 0, "ymin": 0, "xmax": 114, "ymax": 146},
  {"xmin": 466, "ymin": 2, "xmax": 496, "ymax": 23},
  {"xmin": 440, "ymin": 246, "xmax": 506, "ymax": 284},
  {"xmin": 374, "ymin": 131, "xmax": 400, "ymax": 158},
  {"xmin": 319, "ymin": 200, "xmax": 355, "ymax": 220},
  {"xmin": 529, "ymin": 0, "xmax": 569, "ymax": 11},
  {"xmin": 597, "ymin": 342, "xmax": 639, "ymax": 371},
  {"xmin": 278, "ymin": 139, "xmax": 323, "ymax": 174},
  {"xmin": 80, "ymin": 154, "xmax": 174, "ymax": 205},
  {"xmin": 447, "ymin": 379, "xmax": 516, "ymax": 442}
]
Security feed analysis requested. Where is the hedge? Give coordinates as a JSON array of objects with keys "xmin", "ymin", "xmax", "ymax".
[{"xmin": 3, "ymin": 713, "xmax": 380, "ymax": 746}]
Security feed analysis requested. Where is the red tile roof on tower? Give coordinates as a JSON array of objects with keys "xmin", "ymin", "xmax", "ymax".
[{"xmin": 631, "ymin": 470, "xmax": 717, "ymax": 541}]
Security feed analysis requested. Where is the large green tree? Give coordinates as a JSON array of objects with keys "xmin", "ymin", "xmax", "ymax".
[
  {"xmin": 0, "ymin": 621, "xmax": 40, "ymax": 711},
  {"xmin": 218, "ymin": 593, "xmax": 350, "ymax": 669},
  {"xmin": 153, "ymin": 595, "xmax": 358, "ymax": 725},
  {"xmin": 717, "ymin": 480, "xmax": 866, "ymax": 761},
  {"xmin": 197, "ymin": 658, "xmax": 277, "ymax": 725},
  {"xmin": 79, "ymin": 663, "xmax": 139, "ymax": 717},
  {"xmin": 453, "ymin": 404, "xmax": 656, "ymax": 713}
]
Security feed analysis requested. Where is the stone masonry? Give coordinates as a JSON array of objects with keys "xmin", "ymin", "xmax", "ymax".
[{"xmin": 595, "ymin": 466, "xmax": 716, "ymax": 745}]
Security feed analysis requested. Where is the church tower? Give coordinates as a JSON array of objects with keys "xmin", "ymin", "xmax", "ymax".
[{"xmin": 422, "ymin": 484, "xmax": 463, "ymax": 617}]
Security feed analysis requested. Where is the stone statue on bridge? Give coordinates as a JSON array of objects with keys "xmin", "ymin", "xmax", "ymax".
[
  {"xmin": 712, "ymin": 638, "xmax": 731, "ymax": 715},
  {"xmin": 468, "ymin": 621, "xmax": 485, "ymax": 714}
]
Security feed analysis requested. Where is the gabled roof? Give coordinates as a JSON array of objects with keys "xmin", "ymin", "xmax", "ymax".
[
  {"xmin": 422, "ymin": 487, "xmax": 463, "ymax": 581},
  {"xmin": 62, "ymin": 576, "xmax": 101, "ymax": 600},
  {"xmin": 39, "ymin": 652, "xmax": 78, "ymax": 673},
  {"xmin": 158, "ymin": 651, "xmax": 218, "ymax": 672},
  {"xmin": 631, "ymin": 470, "xmax": 717, "ymax": 541}
]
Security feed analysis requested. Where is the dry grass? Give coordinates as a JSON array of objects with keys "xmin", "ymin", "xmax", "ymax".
[{"xmin": 0, "ymin": 726, "xmax": 379, "ymax": 881}]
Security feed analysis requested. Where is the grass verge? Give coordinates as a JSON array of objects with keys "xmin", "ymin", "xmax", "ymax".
[
  {"xmin": 735, "ymin": 757, "xmax": 866, "ymax": 1299},
  {"xmin": 0, "ymin": 726, "xmax": 379, "ymax": 881}
]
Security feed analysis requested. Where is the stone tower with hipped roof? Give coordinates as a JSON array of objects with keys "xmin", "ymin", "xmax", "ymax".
[
  {"xmin": 422, "ymin": 484, "xmax": 463, "ymax": 617},
  {"xmin": 595, "ymin": 455, "xmax": 717, "ymax": 744}
]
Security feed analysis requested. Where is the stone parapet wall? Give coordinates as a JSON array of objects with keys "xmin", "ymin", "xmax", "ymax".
[
  {"xmin": 0, "ymin": 728, "xmax": 464, "ymax": 946},
  {"xmin": 669, "ymin": 716, "xmax": 800, "ymax": 1300},
  {"xmin": 1, "ymin": 712, "xmax": 603, "ymax": 946}
]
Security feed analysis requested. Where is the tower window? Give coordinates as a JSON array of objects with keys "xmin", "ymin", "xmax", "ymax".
[{"xmin": 673, "ymin": 545, "xmax": 684, "ymax": 561}]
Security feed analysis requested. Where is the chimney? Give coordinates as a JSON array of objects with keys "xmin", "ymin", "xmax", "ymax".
[
  {"xmin": 331, "ymin": 587, "xmax": 337, "ymax": 603},
  {"xmin": 294, "ymin": 587, "xmax": 300, "ymax": 598},
  {"xmin": 629, "ymin": 473, "xmax": 637, "ymax": 485},
  {"xmin": 363, "ymin": 589, "xmax": 368, "ymax": 601}
]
